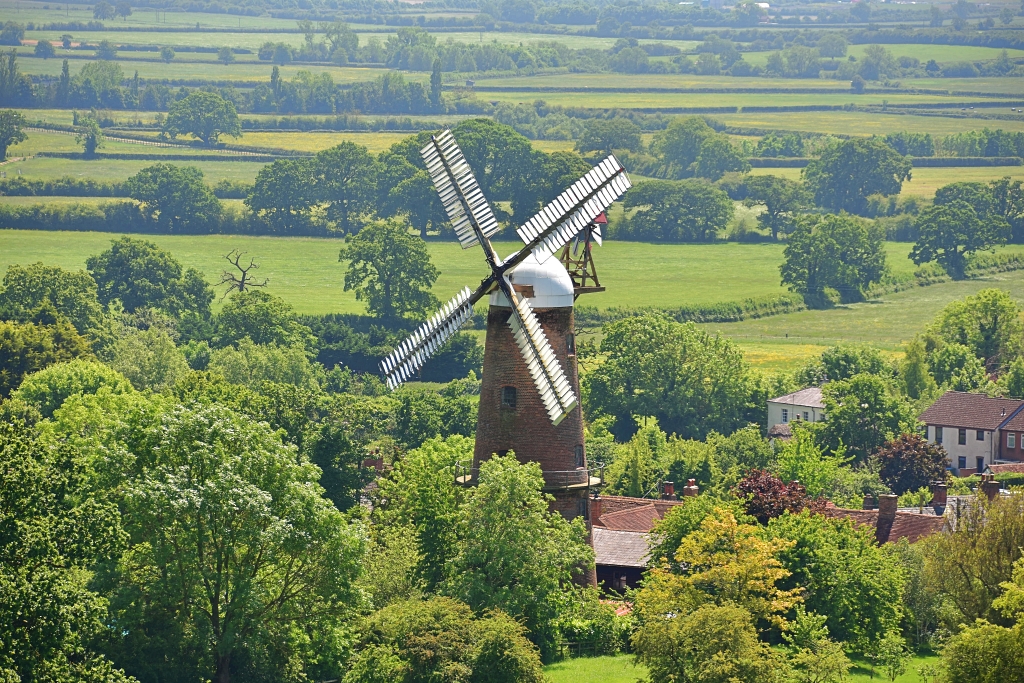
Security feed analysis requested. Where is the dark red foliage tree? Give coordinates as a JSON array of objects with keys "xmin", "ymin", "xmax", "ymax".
[
  {"xmin": 872, "ymin": 433, "xmax": 949, "ymax": 495},
  {"xmin": 734, "ymin": 469, "xmax": 827, "ymax": 525}
]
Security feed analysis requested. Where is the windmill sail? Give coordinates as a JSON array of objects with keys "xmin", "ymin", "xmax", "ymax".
[
  {"xmin": 421, "ymin": 129, "xmax": 501, "ymax": 249},
  {"xmin": 505, "ymin": 284, "xmax": 577, "ymax": 425},
  {"xmin": 380, "ymin": 286, "xmax": 475, "ymax": 389},
  {"xmin": 516, "ymin": 155, "xmax": 630, "ymax": 263}
]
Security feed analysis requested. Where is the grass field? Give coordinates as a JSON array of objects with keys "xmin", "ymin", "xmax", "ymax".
[
  {"xmin": 542, "ymin": 652, "xmax": 942, "ymax": 683},
  {"xmin": 482, "ymin": 90, "xmax": 991, "ymax": 110},
  {"xmin": 227, "ymin": 130, "xmax": 574, "ymax": 154},
  {"xmin": 715, "ymin": 110, "xmax": 1024, "ymax": 136},
  {"xmin": 748, "ymin": 165, "xmax": 1024, "ymax": 197},
  {"xmin": 6, "ymin": 130, "xmax": 252, "ymax": 157},
  {"xmin": 1, "ymin": 157, "xmax": 268, "ymax": 183},
  {"xmin": 741, "ymin": 43, "xmax": 1024, "ymax": 66}
]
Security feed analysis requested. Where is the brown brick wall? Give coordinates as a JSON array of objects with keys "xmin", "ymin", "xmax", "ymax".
[{"xmin": 474, "ymin": 305, "xmax": 586, "ymax": 480}]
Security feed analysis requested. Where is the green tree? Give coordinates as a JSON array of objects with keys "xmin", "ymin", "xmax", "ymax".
[
  {"xmin": 873, "ymin": 631, "xmax": 910, "ymax": 682},
  {"xmin": 692, "ymin": 134, "xmax": 750, "ymax": 180},
  {"xmin": 803, "ymin": 138, "xmax": 911, "ymax": 215},
  {"xmin": 115, "ymin": 1, "xmax": 131, "ymax": 19},
  {"xmin": 0, "ymin": 421, "xmax": 132, "ymax": 683},
  {"xmin": 100, "ymin": 403, "xmax": 365, "ymax": 683},
  {"xmin": 585, "ymin": 314, "xmax": 751, "ymax": 441},
  {"xmin": 929, "ymin": 342, "xmax": 988, "ymax": 390},
  {"xmin": 818, "ymin": 373, "xmax": 917, "ymax": 460},
  {"xmin": 0, "ymin": 109, "xmax": 26, "ymax": 161},
  {"xmin": 208, "ymin": 338, "xmax": 322, "ymax": 389},
  {"xmin": 780, "ymin": 213, "xmax": 887, "ymax": 307},
  {"xmin": 75, "ymin": 114, "xmax": 103, "ymax": 157},
  {"xmin": 797, "ymin": 343, "xmax": 891, "ymax": 385},
  {"xmin": 1000, "ymin": 357, "xmax": 1024, "ymax": 398},
  {"xmin": 93, "ymin": 1, "xmax": 115, "ymax": 19},
  {"xmin": 928, "ymin": 288, "xmax": 1024, "ymax": 371},
  {"xmin": 0, "ymin": 261, "xmax": 103, "ymax": 334},
  {"xmin": 443, "ymin": 456, "xmax": 593, "ymax": 655},
  {"xmin": 785, "ymin": 608, "xmax": 852, "ymax": 683},
  {"xmin": 900, "ymin": 339, "xmax": 937, "ymax": 400},
  {"xmin": 338, "ymin": 217, "xmax": 439, "ymax": 322},
  {"xmin": 620, "ymin": 179, "xmax": 734, "ymax": 242},
  {"xmin": 312, "ymin": 142, "xmax": 378, "ymax": 235},
  {"xmin": 94, "ymin": 39, "xmax": 117, "ymax": 59},
  {"xmin": 33, "ymin": 38, "xmax": 55, "ymax": 58},
  {"xmin": 86, "ymin": 236, "xmax": 214, "ymax": 316},
  {"xmin": 214, "ymin": 289, "xmax": 314, "ymax": 348},
  {"xmin": 159, "ymin": 46, "xmax": 174, "ymax": 62},
  {"xmin": 768, "ymin": 511, "xmax": 906, "ymax": 651},
  {"xmin": 817, "ymin": 33, "xmax": 848, "ymax": 59},
  {"xmin": 245, "ymin": 157, "xmax": 316, "ymax": 233},
  {"xmin": 575, "ymin": 117, "xmax": 643, "ymax": 154},
  {"xmin": 650, "ymin": 115, "xmax": 749, "ymax": 179},
  {"xmin": 774, "ymin": 426, "xmax": 849, "ymax": 498},
  {"xmin": 12, "ymin": 358, "xmax": 131, "ymax": 418},
  {"xmin": 745, "ymin": 174, "xmax": 810, "ymax": 239},
  {"xmin": 911, "ymin": 201, "xmax": 1009, "ymax": 279},
  {"xmin": 429, "ymin": 57, "xmax": 442, "ymax": 109},
  {"xmin": 377, "ymin": 435, "xmax": 472, "ymax": 589},
  {"xmin": 108, "ymin": 327, "xmax": 189, "ymax": 391},
  {"xmin": 124, "ymin": 163, "xmax": 222, "ymax": 232},
  {"xmin": 163, "ymin": 91, "xmax": 241, "ymax": 146},
  {"xmin": 344, "ymin": 598, "xmax": 545, "ymax": 683},
  {"xmin": 647, "ymin": 494, "xmax": 751, "ymax": 568},
  {"xmin": 0, "ymin": 21, "xmax": 25, "ymax": 45},
  {"xmin": 633, "ymin": 604, "xmax": 787, "ymax": 683},
  {"xmin": 217, "ymin": 46, "xmax": 235, "ymax": 64},
  {"xmin": 942, "ymin": 619, "xmax": 1024, "ymax": 683},
  {"xmin": 923, "ymin": 490, "xmax": 1024, "ymax": 628},
  {"xmin": 0, "ymin": 315, "xmax": 92, "ymax": 397}
]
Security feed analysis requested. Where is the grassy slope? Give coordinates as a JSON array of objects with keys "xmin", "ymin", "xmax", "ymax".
[
  {"xmin": 1, "ymin": 157, "xmax": 268, "ymax": 183},
  {"xmin": 482, "ymin": 90, "xmax": 966, "ymax": 109},
  {"xmin": 542, "ymin": 653, "xmax": 941, "ymax": 683}
]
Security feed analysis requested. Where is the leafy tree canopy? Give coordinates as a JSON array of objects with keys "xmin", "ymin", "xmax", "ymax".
[
  {"xmin": 338, "ymin": 217, "xmax": 439, "ymax": 322},
  {"xmin": 817, "ymin": 373, "xmax": 917, "ymax": 461},
  {"xmin": 0, "ymin": 108, "xmax": 26, "ymax": 161},
  {"xmin": 0, "ymin": 261, "xmax": 103, "ymax": 334},
  {"xmin": 124, "ymin": 163, "xmax": 221, "ymax": 232},
  {"xmin": 214, "ymin": 289, "xmax": 314, "ymax": 348},
  {"xmin": 620, "ymin": 179, "xmax": 734, "ymax": 242},
  {"xmin": 872, "ymin": 433, "xmax": 949, "ymax": 495},
  {"xmin": 12, "ymin": 358, "xmax": 131, "ymax": 418},
  {"xmin": 575, "ymin": 117, "xmax": 643, "ymax": 154},
  {"xmin": 803, "ymin": 138, "xmax": 911, "ymax": 215},
  {"xmin": 0, "ymin": 314, "xmax": 92, "ymax": 397},
  {"xmin": 163, "ymin": 91, "xmax": 242, "ymax": 146},
  {"xmin": 926, "ymin": 288, "xmax": 1024, "ymax": 372}
]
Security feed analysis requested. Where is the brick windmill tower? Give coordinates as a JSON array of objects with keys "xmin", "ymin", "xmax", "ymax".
[{"xmin": 380, "ymin": 129, "xmax": 630, "ymax": 540}]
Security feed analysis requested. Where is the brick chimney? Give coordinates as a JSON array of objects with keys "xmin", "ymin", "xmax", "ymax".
[
  {"xmin": 981, "ymin": 474, "xmax": 1000, "ymax": 501},
  {"xmin": 875, "ymin": 494, "xmax": 898, "ymax": 544},
  {"xmin": 590, "ymin": 494, "xmax": 602, "ymax": 526},
  {"xmin": 682, "ymin": 479, "xmax": 699, "ymax": 497},
  {"xmin": 930, "ymin": 482, "xmax": 948, "ymax": 512},
  {"xmin": 661, "ymin": 481, "xmax": 676, "ymax": 500},
  {"xmin": 863, "ymin": 494, "xmax": 876, "ymax": 510}
]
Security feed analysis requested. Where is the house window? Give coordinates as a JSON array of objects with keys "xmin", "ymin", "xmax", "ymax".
[
  {"xmin": 566, "ymin": 333, "xmax": 576, "ymax": 357},
  {"xmin": 977, "ymin": 457, "xmax": 985, "ymax": 473},
  {"xmin": 803, "ymin": 411, "xmax": 810, "ymax": 421},
  {"xmin": 574, "ymin": 444, "xmax": 584, "ymax": 468},
  {"xmin": 958, "ymin": 456, "xmax": 967, "ymax": 470},
  {"xmin": 501, "ymin": 386, "xmax": 517, "ymax": 409},
  {"xmin": 959, "ymin": 428, "xmax": 967, "ymax": 445},
  {"xmin": 977, "ymin": 430, "xmax": 985, "ymax": 441},
  {"xmin": 936, "ymin": 427, "xmax": 943, "ymax": 444},
  {"xmin": 782, "ymin": 408, "xmax": 789, "ymax": 423},
  {"xmin": 1009, "ymin": 432, "xmax": 1016, "ymax": 450}
]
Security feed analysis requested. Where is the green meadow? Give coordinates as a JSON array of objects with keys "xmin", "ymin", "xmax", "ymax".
[
  {"xmin": 748, "ymin": 166, "xmax": 1024, "ymax": 197},
  {"xmin": 716, "ymin": 110, "xmax": 1024, "ymax": 136}
]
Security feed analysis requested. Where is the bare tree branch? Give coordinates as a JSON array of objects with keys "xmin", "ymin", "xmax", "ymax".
[{"xmin": 220, "ymin": 249, "xmax": 268, "ymax": 298}]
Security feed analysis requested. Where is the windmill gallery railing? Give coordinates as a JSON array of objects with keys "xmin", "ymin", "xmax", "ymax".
[{"xmin": 454, "ymin": 461, "xmax": 604, "ymax": 490}]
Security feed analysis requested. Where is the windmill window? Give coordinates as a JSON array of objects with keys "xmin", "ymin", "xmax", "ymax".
[
  {"xmin": 577, "ymin": 496, "xmax": 588, "ymax": 520},
  {"xmin": 574, "ymin": 444, "xmax": 584, "ymax": 468},
  {"xmin": 501, "ymin": 386, "xmax": 517, "ymax": 409},
  {"xmin": 566, "ymin": 333, "xmax": 576, "ymax": 357}
]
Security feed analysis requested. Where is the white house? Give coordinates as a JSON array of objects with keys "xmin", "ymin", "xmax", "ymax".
[
  {"xmin": 919, "ymin": 391, "xmax": 1024, "ymax": 476},
  {"xmin": 767, "ymin": 387, "xmax": 825, "ymax": 430}
]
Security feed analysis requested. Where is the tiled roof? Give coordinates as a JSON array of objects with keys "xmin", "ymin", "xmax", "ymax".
[
  {"xmin": 825, "ymin": 507, "xmax": 946, "ymax": 544},
  {"xmin": 989, "ymin": 462, "xmax": 1024, "ymax": 474},
  {"xmin": 598, "ymin": 495, "xmax": 685, "ymax": 517},
  {"xmin": 593, "ymin": 528, "xmax": 650, "ymax": 568},
  {"xmin": 919, "ymin": 391, "xmax": 1024, "ymax": 431},
  {"xmin": 598, "ymin": 504, "xmax": 662, "ymax": 533},
  {"xmin": 769, "ymin": 387, "xmax": 824, "ymax": 408},
  {"xmin": 1000, "ymin": 411, "xmax": 1024, "ymax": 431}
]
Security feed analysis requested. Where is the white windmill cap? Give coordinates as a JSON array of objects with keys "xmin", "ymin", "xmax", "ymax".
[{"xmin": 490, "ymin": 252, "xmax": 574, "ymax": 309}]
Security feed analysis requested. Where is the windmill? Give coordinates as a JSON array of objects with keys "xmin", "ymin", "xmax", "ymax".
[{"xmin": 380, "ymin": 129, "xmax": 630, "ymax": 563}]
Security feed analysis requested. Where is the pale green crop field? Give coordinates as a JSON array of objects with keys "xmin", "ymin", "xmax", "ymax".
[
  {"xmin": 6, "ymin": 130, "xmax": 252, "ymax": 157},
  {"xmin": 748, "ymin": 166, "xmax": 1024, "ymax": 197},
  {"xmin": 480, "ymin": 90, "xmax": 983, "ymax": 109},
  {"xmin": 715, "ymin": 110, "xmax": 1024, "ymax": 136},
  {"xmin": 741, "ymin": 43, "xmax": 1024, "ymax": 67},
  {"xmin": 229, "ymin": 130, "xmax": 573, "ymax": 153},
  {"xmin": 470, "ymin": 72, "xmax": 852, "ymax": 90},
  {"xmin": 24, "ymin": 30, "xmax": 309, "ymax": 51},
  {"xmin": 0, "ymin": 157, "xmax": 268, "ymax": 183}
]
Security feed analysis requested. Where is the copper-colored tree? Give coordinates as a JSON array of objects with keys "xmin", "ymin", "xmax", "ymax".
[
  {"xmin": 734, "ymin": 469, "xmax": 826, "ymax": 525},
  {"xmin": 872, "ymin": 433, "xmax": 948, "ymax": 495},
  {"xmin": 219, "ymin": 250, "xmax": 268, "ymax": 297}
]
